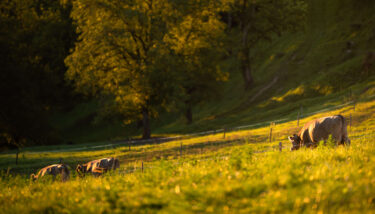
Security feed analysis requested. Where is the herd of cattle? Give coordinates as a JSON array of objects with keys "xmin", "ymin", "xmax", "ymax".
[
  {"xmin": 30, "ymin": 157, "xmax": 120, "ymax": 182},
  {"xmin": 30, "ymin": 115, "xmax": 351, "ymax": 182}
]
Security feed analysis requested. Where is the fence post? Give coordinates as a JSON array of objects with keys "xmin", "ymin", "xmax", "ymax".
[
  {"xmin": 297, "ymin": 111, "xmax": 300, "ymax": 127},
  {"xmin": 279, "ymin": 142, "xmax": 282, "ymax": 152},
  {"xmin": 141, "ymin": 161, "xmax": 144, "ymax": 173},
  {"xmin": 223, "ymin": 128, "xmax": 226, "ymax": 139},
  {"xmin": 297, "ymin": 104, "xmax": 303, "ymax": 127},
  {"xmin": 269, "ymin": 122, "xmax": 273, "ymax": 143},
  {"xmin": 180, "ymin": 142, "xmax": 182, "ymax": 158},
  {"xmin": 15, "ymin": 149, "xmax": 19, "ymax": 165}
]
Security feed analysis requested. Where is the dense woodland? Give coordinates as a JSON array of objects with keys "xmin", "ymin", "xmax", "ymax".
[{"xmin": 1, "ymin": 0, "xmax": 374, "ymax": 150}]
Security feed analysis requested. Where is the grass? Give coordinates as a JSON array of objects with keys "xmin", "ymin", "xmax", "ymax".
[{"xmin": 1, "ymin": 93, "xmax": 375, "ymax": 213}]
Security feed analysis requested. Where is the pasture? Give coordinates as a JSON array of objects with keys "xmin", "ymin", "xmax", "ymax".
[{"xmin": 1, "ymin": 96, "xmax": 375, "ymax": 213}]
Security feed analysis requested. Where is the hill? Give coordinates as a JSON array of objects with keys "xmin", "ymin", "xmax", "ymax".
[{"xmin": 53, "ymin": 0, "xmax": 375, "ymax": 144}]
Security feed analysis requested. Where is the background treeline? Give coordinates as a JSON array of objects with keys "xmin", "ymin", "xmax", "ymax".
[
  {"xmin": 0, "ymin": 0, "xmax": 77, "ymax": 150},
  {"xmin": 1, "ymin": 0, "xmax": 374, "ymax": 150}
]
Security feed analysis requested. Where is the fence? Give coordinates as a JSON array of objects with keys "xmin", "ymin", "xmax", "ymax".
[
  {"xmin": 15, "ymin": 98, "xmax": 359, "ymax": 155},
  {"xmin": 4, "ymin": 94, "xmax": 374, "ymax": 175}
]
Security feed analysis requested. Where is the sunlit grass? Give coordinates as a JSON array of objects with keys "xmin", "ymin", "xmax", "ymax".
[{"xmin": 1, "ymin": 94, "xmax": 375, "ymax": 213}]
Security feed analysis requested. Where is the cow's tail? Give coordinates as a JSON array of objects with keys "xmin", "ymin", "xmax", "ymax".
[{"xmin": 337, "ymin": 115, "xmax": 351, "ymax": 146}]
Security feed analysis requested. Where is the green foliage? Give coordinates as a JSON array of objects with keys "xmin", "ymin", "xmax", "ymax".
[
  {"xmin": 65, "ymin": 0, "xmax": 229, "ymax": 136},
  {"xmin": 0, "ymin": 0, "xmax": 76, "ymax": 148}
]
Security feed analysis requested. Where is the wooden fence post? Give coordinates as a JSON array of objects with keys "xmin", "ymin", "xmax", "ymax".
[
  {"xmin": 223, "ymin": 128, "xmax": 226, "ymax": 139},
  {"xmin": 128, "ymin": 143, "xmax": 131, "ymax": 151},
  {"xmin": 141, "ymin": 161, "xmax": 144, "ymax": 173},
  {"xmin": 297, "ymin": 104, "xmax": 303, "ymax": 127},
  {"xmin": 297, "ymin": 111, "xmax": 300, "ymax": 127},
  {"xmin": 15, "ymin": 149, "xmax": 19, "ymax": 165},
  {"xmin": 269, "ymin": 122, "xmax": 273, "ymax": 143},
  {"xmin": 279, "ymin": 142, "xmax": 282, "ymax": 152},
  {"xmin": 180, "ymin": 142, "xmax": 183, "ymax": 157}
]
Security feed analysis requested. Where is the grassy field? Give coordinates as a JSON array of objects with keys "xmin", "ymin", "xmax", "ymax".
[{"xmin": 1, "ymin": 92, "xmax": 375, "ymax": 213}]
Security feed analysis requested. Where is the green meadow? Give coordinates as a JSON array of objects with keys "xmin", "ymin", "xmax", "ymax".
[{"xmin": 1, "ymin": 92, "xmax": 375, "ymax": 213}]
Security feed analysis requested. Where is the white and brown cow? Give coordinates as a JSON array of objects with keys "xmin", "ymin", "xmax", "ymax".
[
  {"xmin": 288, "ymin": 115, "xmax": 350, "ymax": 150},
  {"xmin": 76, "ymin": 157, "xmax": 120, "ymax": 177},
  {"xmin": 30, "ymin": 164, "xmax": 70, "ymax": 182}
]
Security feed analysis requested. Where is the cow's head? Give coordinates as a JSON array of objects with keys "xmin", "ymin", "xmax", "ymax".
[
  {"xmin": 76, "ymin": 164, "xmax": 86, "ymax": 177},
  {"xmin": 30, "ymin": 173, "xmax": 37, "ymax": 181},
  {"xmin": 288, "ymin": 134, "xmax": 301, "ymax": 151}
]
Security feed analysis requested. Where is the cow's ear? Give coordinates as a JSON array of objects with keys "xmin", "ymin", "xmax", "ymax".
[{"xmin": 288, "ymin": 136, "xmax": 294, "ymax": 141}]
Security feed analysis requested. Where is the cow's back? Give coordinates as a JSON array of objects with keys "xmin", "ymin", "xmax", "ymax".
[{"xmin": 299, "ymin": 115, "xmax": 344, "ymax": 144}]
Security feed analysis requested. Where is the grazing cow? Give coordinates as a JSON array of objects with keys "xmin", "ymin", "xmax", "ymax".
[
  {"xmin": 31, "ymin": 164, "xmax": 70, "ymax": 182},
  {"xmin": 288, "ymin": 115, "xmax": 350, "ymax": 151},
  {"xmin": 76, "ymin": 157, "xmax": 120, "ymax": 177}
]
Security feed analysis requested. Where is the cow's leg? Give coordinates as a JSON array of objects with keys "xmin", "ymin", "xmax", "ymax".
[
  {"xmin": 342, "ymin": 122, "xmax": 351, "ymax": 146},
  {"xmin": 331, "ymin": 129, "xmax": 342, "ymax": 146},
  {"xmin": 343, "ymin": 135, "xmax": 351, "ymax": 146}
]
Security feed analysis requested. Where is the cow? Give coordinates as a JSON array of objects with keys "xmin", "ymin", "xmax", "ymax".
[
  {"xmin": 76, "ymin": 157, "xmax": 120, "ymax": 177},
  {"xmin": 288, "ymin": 115, "xmax": 350, "ymax": 151},
  {"xmin": 30, "ymin": 164, "xmax": 70, "ymax": 182}
]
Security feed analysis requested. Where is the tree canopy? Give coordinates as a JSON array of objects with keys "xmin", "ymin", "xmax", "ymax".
[{"xmin": 65, "ymin": 0, "xmax": 228, "ymax": 138}]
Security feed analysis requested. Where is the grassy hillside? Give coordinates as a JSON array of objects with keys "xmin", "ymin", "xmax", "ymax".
[
  {"xmin": 1, "ymin": 90, "xmax": 375, "ymax": 213},
  {"xmin": 52, "ymin": 0, "xmax": 375, "ymax": 144}
]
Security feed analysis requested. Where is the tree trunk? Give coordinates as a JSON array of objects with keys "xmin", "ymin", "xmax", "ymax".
[
  {"xmin": 142, "ymin": 107, "xmax": 151, "ymax": 139},
  {"xmin": 240, "ymin": 48, "xmax": 254, "ymax": 90},
  {"xmin": 241, "ymin": 56, "xmax": 253, "ymax": 90},
  {"xmin": 185, "ymin": 106, "xmax": 193, "ymax": 124},
  {"xmin": 239, "ymin": 19, "xmax": 253, "ymax": 90}
]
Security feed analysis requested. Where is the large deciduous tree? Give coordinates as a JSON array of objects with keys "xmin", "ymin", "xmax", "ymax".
[
  {"xmin": 66, "ymin": 0, "xmax": 227, "ymax": 137},
  {"xmin": 225, "ymin": 0, "xmax": 306, "ymax": 89}
]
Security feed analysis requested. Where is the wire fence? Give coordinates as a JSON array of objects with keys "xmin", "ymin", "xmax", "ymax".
[
  {"xmin": 3, "ymin": 93, "xmax": 375, "ymax": 175},
  {"xmin": 15, "ymin": 98, "xmax": 362, "ymax": 154}
]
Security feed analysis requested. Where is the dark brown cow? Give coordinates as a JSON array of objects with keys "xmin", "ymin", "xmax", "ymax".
[
  {"xmin": 31, "ymin": 164, "xmax": 70, "ymax": 182},
  {"xmin": 288, "ymin": 115, "xmax": 350, "ymax": 150},
  {"xmin": 76, "ymin": 157, "xmax": 120, "ymax": 177}
]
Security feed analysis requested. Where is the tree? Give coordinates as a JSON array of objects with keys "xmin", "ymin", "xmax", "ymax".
[
  {"xmin": 225, "ymin": 0, "xmax": 306, "ymax": 89},
  {"xmin": 163, "ymin": 1, "xmax": 229, "ymax": 124},
  {"xmin": 65, "ymin": 0, "xmax": 181, "ymax": 139},
  {"xmin": 66, "ymin": 0, "xmax": 229, "ymax": 136}
]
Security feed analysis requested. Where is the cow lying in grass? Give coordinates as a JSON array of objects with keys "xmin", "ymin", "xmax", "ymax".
[
  {"xmin": 76, "ymin": 157, "xmax": 120, "ymax": 177},
  {"xmin": 30, "ymin": 164, "xmax": 70, "ymax": 182},
  {"xmin": 288, "ymin": 115, "xmax": 351, "ymax": 150}
]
